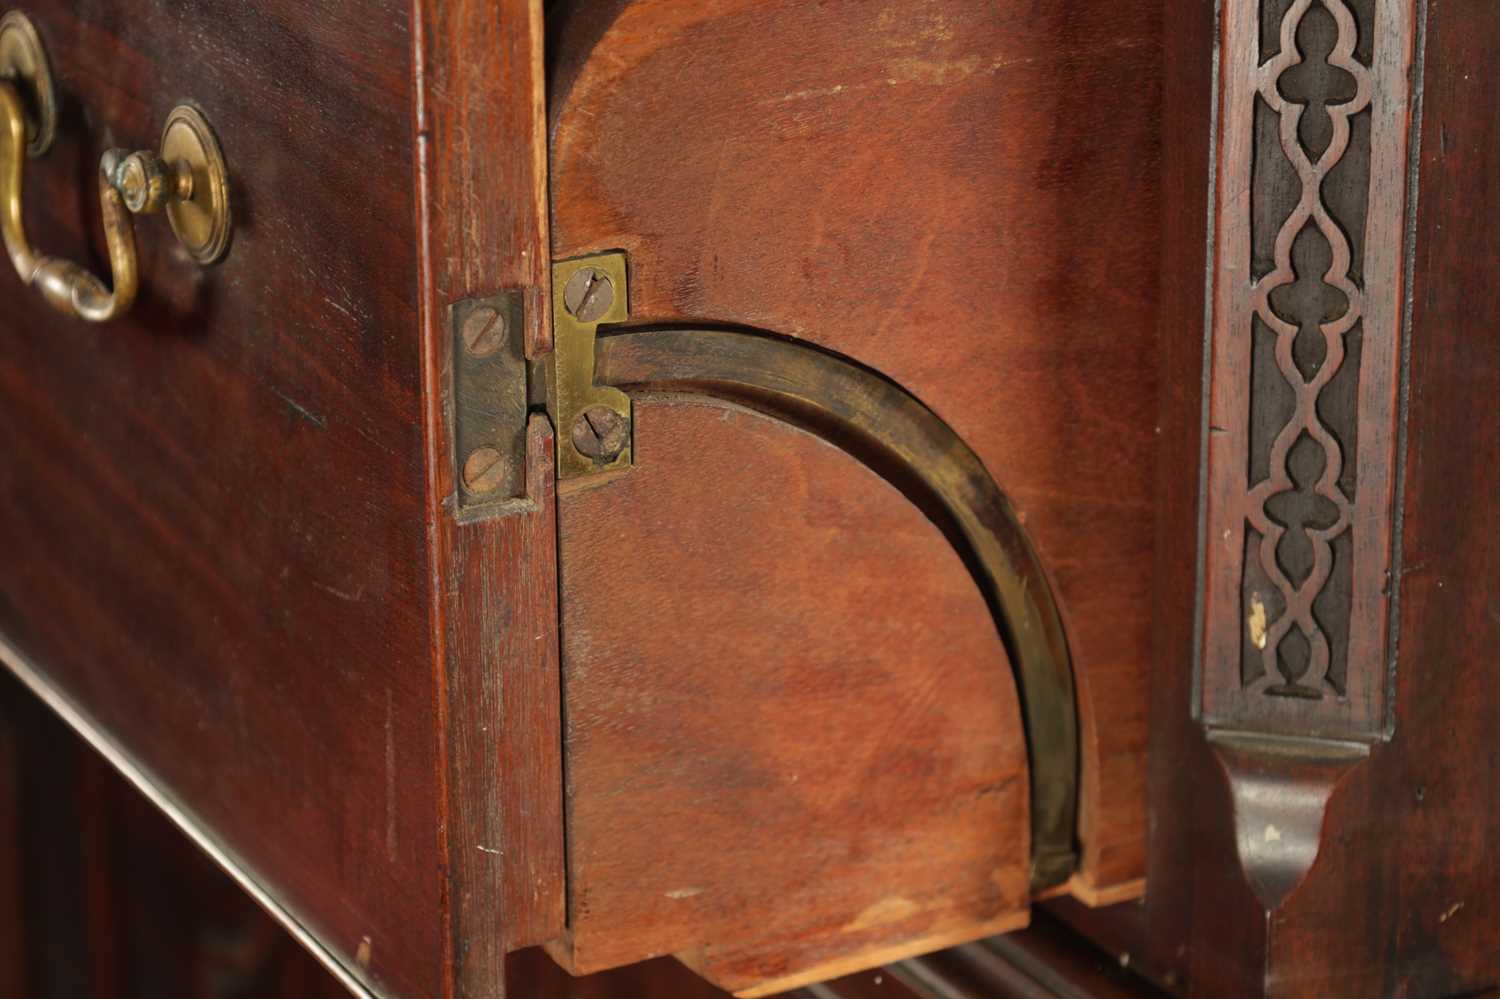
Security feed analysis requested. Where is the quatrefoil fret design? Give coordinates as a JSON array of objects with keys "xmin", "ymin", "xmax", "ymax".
[
  {"xmin": 1267, "ymin": 221, "xmax": 1352, "ymax": 381},
  {"xmin": 1205, "ymin": 0, "xmax": 1413, "ymax": 737},
  {"xmin": 1277, "ymin": 3, "xmax": 1361, "ymax": 159},
  {"xmin": 1264, "ymin": 433, "xmax": 1342, "ymax": 590},
  {"xmin": 1244, "ymin": 0, "xmax": 1370, "ymax": 701}
]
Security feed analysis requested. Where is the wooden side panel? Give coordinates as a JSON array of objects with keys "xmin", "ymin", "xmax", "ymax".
[
  {"xmin": 431, "ymin": 417, "xmax": 563, "ymax": 988},
  {"xmin": 549, "ymin": 0, "xmax": 1163, "ymax": 894},
  {"xmin": 1252, "ymin": 4, "xmax": 1500, "ymax": 992},
  {"xmin": 411, "ymin": 0, "xmax": 563, "ymax": 990},
  {"xmin": 553, "ymin": 398, "xmax": 1032, "ymax": 994},
  {"xmin": 0, "ymin": 3, "xmax": 441, "ymax": 995},
  {"xmin": 1134, "ymin": 1, "xmax": 1500, "ymax": 995}
]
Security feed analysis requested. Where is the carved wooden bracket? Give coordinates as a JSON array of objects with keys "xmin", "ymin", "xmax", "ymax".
[
  {"xmin": 1200, "ymin": 0, "xmax": 1418, "ymax": 905},
  {"xmin": 1207, "ymin": 731, "xmax": 1368, "ymax": 910}
]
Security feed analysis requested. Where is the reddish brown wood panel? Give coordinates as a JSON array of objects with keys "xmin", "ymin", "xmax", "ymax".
[
  {"xmin": 0, "ymin": 3, "xmax": 441, "ymax": 995},
  {"xmin": 509, "ymin": 948, "xmax": 736, "ymax": 999},
  {"xmin": 415, "ymin": 0, "xmax": 551, "ymax": 358},
  {"xmin": 1131, "ymin": 0, "xmax": 1217, "ymax": 987},
  {"xmin": 548, "ymin": 0, "xmax": 1164, "ymax": 895},
  {"xmin": 411, "ymin": 0, "xmax": 564, "ymax": 988},
  {"xmin": 432, "ymin": 416, "xmax": 564, "ymax": 988},
  {"xmin": 522, "ymin": 919, "xmax": 1164, "ymax": 999},
  {"xmin": 551, "ymin": 397, "xmax": 1031, "ymax": 994}
]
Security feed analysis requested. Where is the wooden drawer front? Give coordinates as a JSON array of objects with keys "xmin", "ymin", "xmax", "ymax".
[{"xmin": 0, "ymin": 3, "xmax": 442, "ymax": 995}]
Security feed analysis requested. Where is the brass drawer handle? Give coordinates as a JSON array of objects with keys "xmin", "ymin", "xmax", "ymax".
[{"xmin": 0, "ymin": 11, "xmax": 230, "ymax": 323}]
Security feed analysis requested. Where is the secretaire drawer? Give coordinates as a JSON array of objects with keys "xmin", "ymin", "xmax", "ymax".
[{"xmin": 2, "ymin": 2, "xmax": 1165, "ymax": 996}]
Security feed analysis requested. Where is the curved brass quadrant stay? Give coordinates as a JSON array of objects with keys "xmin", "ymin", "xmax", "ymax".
[
  {"xmin": 593, "ymin": 324, "xmax": 1080, "ymax": 889},
  {"xmin": 0, "ymin": 11, "xmax": 230, "ymax": 323}
]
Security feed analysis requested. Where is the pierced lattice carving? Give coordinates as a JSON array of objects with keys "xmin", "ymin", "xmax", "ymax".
[
  {"xmin": 1245, "ymin": 0, "xmax": 1370, "ymax": 699},
  {"xmin": 1203, "ymin": 0, "xmax": 1416, "ymax": 739}
]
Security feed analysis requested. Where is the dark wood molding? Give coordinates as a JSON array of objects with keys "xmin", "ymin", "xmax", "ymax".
[
  {"xmin": 1197, "ymin": 0, "xmax": 1420, "ymax": 911},
  {"xmin": 1202, "ymin": 0, "xmax": 1418, "ymax": 740},
  {"xmin": 1205, "ymin": 732, "xmax": 1367, "ymax": 910}
]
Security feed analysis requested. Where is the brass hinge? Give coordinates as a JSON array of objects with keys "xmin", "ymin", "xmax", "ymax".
[
  {"xmin": 546, "ymin": 252, "xmax": 632, "ymax": 481},
  {"xmin": 446, "ymin": 252, "xmax": 634, "ymax": 521},
  {"xmin": 448, "ymin": 290, "xmax": 531, "ymax": 521}
]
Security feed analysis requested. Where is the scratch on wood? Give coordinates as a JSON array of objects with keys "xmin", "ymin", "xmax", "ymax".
[
  {"xmin": 324, "ymin": 294, "xmax": 359, "ymax": 323},
  {"xmin": 312, "ymin": 579, "xmax": 366, "ymax": 602},
  {"xmin": 385, "ymin": 688, "xmax": 397, "ymax": 864},
  {"xmin": 844, "ymin": 896, "xmax": 919, "ymax": 931},
  {"xmin": 269, "ymin": 385, "xmax": 328, "ymax": 429}
]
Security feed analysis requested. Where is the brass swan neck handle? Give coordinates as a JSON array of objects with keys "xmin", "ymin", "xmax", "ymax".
[
  {"xmin": 0, "ymin": 10, "xmax": 230, "ymax": 323},
  {"xmin": 1, "ymin": 84, "xmax": 137, "ymax": 321}
]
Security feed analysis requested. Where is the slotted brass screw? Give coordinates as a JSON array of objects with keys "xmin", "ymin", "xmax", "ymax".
[
  {"xmin": 459, "ymin": 305, "xmax": 507, "ymax": 357},
  {"xmin": 462, "ymin": 446, "xmax": 508, "ymax": 493},
  {"xmin": 571, "ymin": 406, "xmax": 628, "ymax": 463},
  {"xmin": 562, "ymin": 267, "xmax": 614, "ymax": 324}
]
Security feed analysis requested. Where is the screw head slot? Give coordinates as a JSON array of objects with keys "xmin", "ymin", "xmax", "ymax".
[
  {"xmin": 462, "ymin": 446, "xmax": 509, "ymax": 494},
  {"xmin": 460, "ymin": 305, "xmax": 507, "ymax": 357},
  {"xmin": 562, "ymin": 267, "xmax": 614, "ymax": 324},
  {"xmin": 570, "ymin": 405, "xmax": 629, "ymax": 463}
]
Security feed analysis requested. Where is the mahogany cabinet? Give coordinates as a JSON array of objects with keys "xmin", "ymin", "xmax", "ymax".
[{"xmin": 0, "ymin": 0, "xmax": 1496, "ymax": 996}]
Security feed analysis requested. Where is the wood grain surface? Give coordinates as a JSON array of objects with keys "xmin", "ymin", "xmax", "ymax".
[
  {"xmin": 0, "ymin": 3, "xmax": 441, "ymax": 995},
  {"xmin": 1200, "ymin": 0, "xmax": 1416, "ymax": 739},
  {"xmin": 548, "ymin": 0, "xmax": 1164, "ymax": 897},
  {"xmin": 412, "ymin": 0, "xmax": 564, "ymax": 991},
  {"xmin": 552, "ymin": 397, "xmax": 1032, "ymax": 994},
  {"xmin": 1127, "ymin": 0, "xmax": 1216, "ymax": 988}
]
